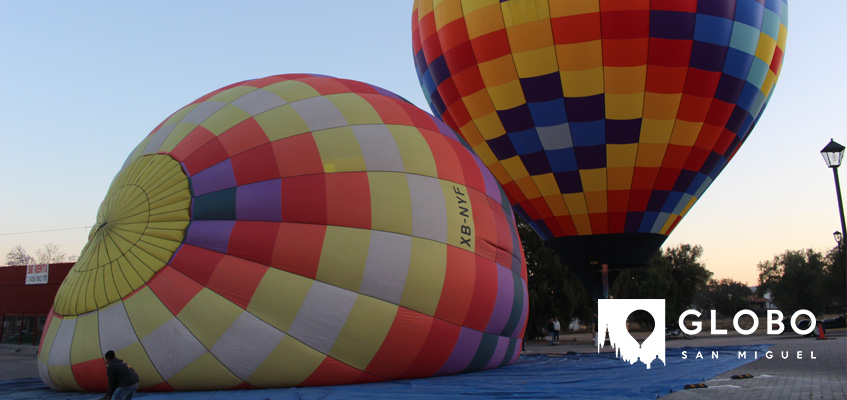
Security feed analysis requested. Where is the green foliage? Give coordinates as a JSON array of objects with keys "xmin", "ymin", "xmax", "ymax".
[
  {"xmin": 757, "ymin": 248, "xmax": 842, "ymax": 314},
  {"xmin": 701, "ymin": 278, "xmax": 752, "ymax": 316},
  {"xmin": 518, "ymin": 218, "xmax": 592, "ymax": 339},
  {"xmin": 612, "ymin": 244, "xmax": 713, "ymax": 325}
]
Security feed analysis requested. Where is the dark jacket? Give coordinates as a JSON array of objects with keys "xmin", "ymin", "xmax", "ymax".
[{"xmin": 107, "ymin": 358, "xmax": 139, "ymax": 395}]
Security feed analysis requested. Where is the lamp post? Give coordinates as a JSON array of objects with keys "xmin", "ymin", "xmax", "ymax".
[{"xmin": 821, "ymin": 139, "xmax": 846, "ymax": 302}]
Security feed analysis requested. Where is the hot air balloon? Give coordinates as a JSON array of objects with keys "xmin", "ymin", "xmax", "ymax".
[
  {"xmin": 38, "ymin": 74, "xmax": 528, "ymax": 391},
  {"xmin": 412, "ymin": 0, "xmax": 787, "ymax": 296}
]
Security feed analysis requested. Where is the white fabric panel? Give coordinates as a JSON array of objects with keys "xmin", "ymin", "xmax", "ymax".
[
  {"xmin": 290, "ymin": 97, "xmax": 347, "ymax": 132},
  {"xmin": 38, "ymin": 359, "xmax": 61, "ymax": 391},
  {"xmin": 232, "ymin": 89, "xmax": 287, "ymax": 116},
  {"xmin": 352, "ymin": 124, "xmax": 404, "ymax": 172},
  {"xmin": 98, "ymin": 301, "xmax": 138, "ymax": 354},
  {"xmin": 47, "ymin": 318, "xmax": 75, "ymax": 367},
  {"xmin": 537, "ymin": 123, "xmax": 573, "ymax": 150},
  {"xmin": 210, "ymin": 311, "xmax": 286, "ymax": 381},
  {"xmin": 141, "ymin": 318, "xmax": 207, "ymax": 380},
  {"xmin": 407, "ymin": 174, "xmax": 448, "ymax": 243},
  {"xmin": 142, "ymin": 124, "xmax": 176, "ymax": 155},
  {"xmin": 288, "ymin": 281, "xmax": 357, "ymax": 355},
  {"xmin": 359, "ymin": 231, "xmax": 412, "ymax": 304},
  {"xmin": 181, "ymin": 101, "xmax": 227, "ymax": 125}
]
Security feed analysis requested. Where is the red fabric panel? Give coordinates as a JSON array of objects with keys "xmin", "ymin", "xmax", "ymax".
[
  {"xmin": 271, "ymin": 223, "xmax": 326, "ymax": 280},
  {"xmin": 365, "ymin": 307, "xmax": 432, "ymax": 379},
  {"xmin": 169, "ymin": 245, "xmax": 226, "ymax": 287},
  {"xmin": 281, "ymin": 175, "xmax": 328, "ymax": 225},
  {"xmin": 399, "ymin": 318, "xmax": 461, "ymax": 379},
  {"xmin": 227, "ymin": 221, "xmax": 279, "ymax": 266},
  {"xmin": 231, "ymin": 142, "xmax": 279, "ymax": 186},
  {"xmin": 71, "ymin": 358, "xmax": 108, "ymax": 392},
  {"xmin": 147, "ymin": 266, "xmax": 204, "ymax": 315},
  {"xmin": 206, "ymin": 256, "xmax": 268, "ymax": 310},
  {"xmin": 299, "ymin": 356, "xmax": 364, "ymax": 387},
  {"xmin": 462, "ymin": 255, "xmax": 498, "ymax": 331},
  {"xmin": 434, "ymin": 247, "xmax": 475, "ymax": 326},
  {"xmin": 272, "ymin": 133, "xmax": 324, "ymax": 178},
  {"xmin": 325, "ymin": 172, "xmax": 371, "ymax": 230}
]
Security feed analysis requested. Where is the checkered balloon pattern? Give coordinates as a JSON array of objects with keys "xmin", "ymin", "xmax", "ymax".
[
  {"xmin": 413, "ymin": 0, "xmax": 787, "ymax": 269},
  {"xmin": 38, "ymin": 74, "xmax": 528, "ymax": 391}
]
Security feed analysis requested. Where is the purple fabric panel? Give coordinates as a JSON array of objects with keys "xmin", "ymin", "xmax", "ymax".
[
  {"xmin": 436, "ymin": 327, "xmax": 483, "ymax": 376},
  {"xmin": 236, "ymin": 179, "xmax": 282, "ymax": 221},
  {"xmin": 184, "ymin": 220, "xmax": 236, "ymax": 253},
  {"xmin": 484, "ymin": 336, "xmax": 511, "ymax": 370},
  {"xmin": 191, "ymin": 159, "xmax": 236, "ymax": 196},
  {"xmin": 507, "ymin": 338, "xmax": 522, "ymax": 364},
  {"xmin": 485, "ymin": 264, "xmax": 514, "ymax": 334},
  {"xmin": 474, "ymin": 156, "xmax": 502, "ymax": 201},
  {"xmin": 513, "ymin": 281, "xmax": 529, "ymax": 338}
]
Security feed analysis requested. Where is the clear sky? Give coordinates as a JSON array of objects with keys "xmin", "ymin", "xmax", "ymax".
[{"xmin": 1, "ymin": 1, "xmax": 844, "ymax": 285}]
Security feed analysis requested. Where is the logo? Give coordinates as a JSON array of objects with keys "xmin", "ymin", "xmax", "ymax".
[{"xmin": 597, "ymin": 299, "xmax": 665, "ymax": 369}]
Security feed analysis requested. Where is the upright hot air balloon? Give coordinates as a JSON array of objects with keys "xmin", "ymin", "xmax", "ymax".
[
  {"xmin": 412, "ymin": 0, "xmax": 787, "ymax": 296},
  {"xmin": 38, "ymin": 74, "xmax": 527, "ymax": 391}
]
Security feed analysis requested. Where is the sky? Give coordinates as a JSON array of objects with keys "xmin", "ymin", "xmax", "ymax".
[{"xmin": 0, "ymin": 1, "xmax": 844, "ymax": 286}]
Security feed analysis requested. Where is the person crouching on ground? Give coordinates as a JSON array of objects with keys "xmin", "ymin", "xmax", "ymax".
[{"xmin": 103, "ymin": 350, "xmax": 139, "ymax": 400}]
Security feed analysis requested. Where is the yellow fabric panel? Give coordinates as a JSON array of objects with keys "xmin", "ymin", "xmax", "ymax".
[
  {"xmin": 416, "ymin": 0, "xmax": 434, "ymax": 19},
  {"xmin": 433, "ymin": 0, "xmax": 464, "ymax": 30},
  {"xmin": 254, "ymin": 105, "xmax": 310, "ymax": 142},
  {"xmin": 584, "ymin": 191, "xmax": 607, "ymax": 214},
  {"xmin": 317, "ymin": 226, "xmax": 371, "ymax": 293},
  {"xmin": 608, "ymin": 167, "xmax": 634, "ymax": 191},
  {"xmin": 643, "ymin": 92, "xmax": 682, "ymax": 120},
  {"xmin": 367, "ymin": 172, "xmax": 413, "ymax": 234},
  {"xmin": 604, "ymin": 66, "xmax": 647, "ymax": 94},
  {"xmin": 532, "ymin": 173, "xmax": 560, "ymax": 197},
  {"xmin": 199, "ymin": 104, "xmax": 250, "ymax": 136},
  {"xmin": 506, "ymin": 19, "xmax": 553, "ymax": 53},
  {"xmin": 162, "ymin": 103, "xmax": 198, "ymax": 127},
  {"xmin": 761, "ymin": 70, "xmax": 777, "ymax": 97},
  {"xmin": 605, "ymin": 93, "xmax": 644, "ymax": 120},
  {"xmin": 93, "ymin": 267, "xmax": 108, "ymax": 311},
  {"xmin": 477, "ymin": 55, "xmax": 520, "ymax": 88},
  {"xmin": 545, "ymin": 194, "xmax": 569, "ymax": 216},
  {"xmin": 117, "ymin": 340, "xmax": 164, "ymax": 389},
  {"xmin": 457, "ymin": 120, "xmax": 485, "ymax": 147},
  {"xmin": 488, "ymin": 80, "xmax": 527, "ymax": 110},
  {"xmin": 679, "ymin": 195, "xmax": 698, "ymax": 218},
  {"xmin": 515, "ymin": 176, "xmax": 542, "ymax": 199},
  {"xmin": 401, "ymin": 238, "xmax": 446, "ymax": 316},
  {"xmin": 754, "ymin": 32, "xmax": 777, "ymax": 67},
  {"xmin": 501, "ymin": 0, "xmax": 550, "ymax": 26},
  {"xmin": 486, "ymin": 159, "xmax": 512, "ymax": 185},
  {"xmin": 116, "ymin": 256, "xmax": 145, "ymax": 296},
  {"xmin": 389, "ymin": 126, "xmax": 439, "ymax": 177},
  {"xmin": 38, "ymin": 315, "xmax": 62, "ymax": 365},
  {"xmin": 639, "ymin": 119, "xmax": 674, "ymax": 144},
  {"xmin": 327, "ymin": 93, "xmax": 381, "ymax": 126},
  {"xmin": 248, "ymin": 268, "xmax": 312, "ymax": 333},
  {"xmin": 659, "ymin": 215, "xmax": 679, "ymax": 235},
  {"xmin": 635, "ymin": 143, "xmax": 667, "ymax": 167},
  {"xmin": 669, "ymin": 120, "xmax": 703, "ymax": 146},
  {"xmin": 549, "ymin": 0, "xmax": 599, "ymax": 16},
  {"xmin": 69, "ymin": 312, "xmax": 100, "ymax": 365},
  {"xmin": 167, "ymin": 353, "xmax": 242, "ymax": 391},
  {"xmin": 158, "ymin": 122, "xmax": 198, "ymax": 153},
  {"xmin": 330, "ymin": 295, "xmax": 398, "ymax": 370},
  {"xmin": 579, "ymin": 168, "xmax": 606, "ymax": 192},
  {"xmin": 607, "ymin": 144, "xmax": 638, "ymax": 168},
  {"xmin": 177, "ymin": 289, "xmax": 243, "ymax": 348},
  {"xmin": 560, "ymin": 68, "xmax": 604, "ymax": 97},
  {"xmin": 500, "ymin": 156, "xmax": 530, "ymax": 180},
  {"xmin": 207, "ymin": 85, "xmax": 258, "ymax": 103},
  {"xmin": 102, "ymin": 263, "xmax": 121, "ymax": 303},
  {"xmin": 248, "ymin": 336, "xmax": 323, "ymax": 388},
  {"xmin": 49, "ymin": 365, "xmax": 83, "ymax": 392},
  {"xmin": 264, "ymin": 80, "xmax": 321, "ymax": 103},
  {"xmin": 129, "ymin": 135, "xmax": 152, "ymax": 160},
  {"xmin": 472, "ymin": 111, "xmax": 507, "ymax": 140},
  {"xmin": 461, "ymin": 90, "xmax": 496, "ymax": 121},
  {"xmin": 123, "ymin": 286, "xmax": 174, "ymax": 340},
  {"xmin": 563, "ymin": 193, "xmax": 588, "ymax": 215},
  {"xmin": 441, "ymin": 180, "xmax": 476, "ymax": 252},
  {"xmin": 313, "ymin": 127, "xmax": 367, "ymax": 173},
  {"xmin": 463, "ymin": 1, "xmax": 504, "ymax": 38},
  {"xmin": 556, "ymin": 41, "xmax": 603, "ymax": 71},
  {"xmin": 143, "ymin": 226, "xmax": 187, "ymax": 243},
  {"xmin": 512, "ymin": 46, "xmax": 559, "ymax": 78},
  {"xmin": 471, "ymin": 143, "xmax": 497, "ymax": 167},
  {"xmin": 571, "ymin": 213, "xmax": 592, "ymax": 235}
]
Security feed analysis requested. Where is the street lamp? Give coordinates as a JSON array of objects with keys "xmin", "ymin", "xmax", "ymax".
[{"xmin": 821, "ymin": 139, "xmax": 846, "ymax": 304}]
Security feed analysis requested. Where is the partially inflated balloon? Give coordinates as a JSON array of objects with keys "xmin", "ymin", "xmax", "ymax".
[
  {"xmin": 412, "ymin": 0, "xmax": 787, "ymax": 289},
  {"xmin": 38, "ymin": 74, "xmax": 527, "ymax": 391}
]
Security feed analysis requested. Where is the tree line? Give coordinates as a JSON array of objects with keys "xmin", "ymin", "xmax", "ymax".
[{"xmin": 4, "ymin": 243, "xmax": 77, "ymax": 266}]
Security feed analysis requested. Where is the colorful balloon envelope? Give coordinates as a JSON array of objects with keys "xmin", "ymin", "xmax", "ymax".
[
  {"xmin": 38, "ymin": 74, "xmax": 528, "ymax": 391},
  {"xmin": 412, "ymin": 0, "xmax": 788, "ymax": 287}
]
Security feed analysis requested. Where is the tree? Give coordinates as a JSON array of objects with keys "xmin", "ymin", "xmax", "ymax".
[
  {"xmin": 612, "ymin": 244, "xmax": 713, "ymax": 325},
  {"xmin": 518, "ymin": 218, "xmax": 592, "ymax": 339},
  {"xmin": 758, "ymin": 249, "xmax": 829, "ymax": 314},
  {"xmin": 702, "ymin": 278, "xmax": 752, "ymax": 317},
  {"xmin": 5, "ymin": 245, "xmax": 35, "ymax": 266}
]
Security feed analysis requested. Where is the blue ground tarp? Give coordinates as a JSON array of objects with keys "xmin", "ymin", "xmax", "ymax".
[{"xmin": 0, "ymin": 344, "xmax": 771, "ymax": 400}]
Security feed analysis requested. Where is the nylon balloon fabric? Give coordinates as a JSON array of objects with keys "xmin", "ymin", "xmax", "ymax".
[
  {"xmin": 38, "ymin": 74, "xmax": 528, "ymax": 391},
  {"xmin": 412, "ymin": 0, "xmax": 787, "ymax": 271}
]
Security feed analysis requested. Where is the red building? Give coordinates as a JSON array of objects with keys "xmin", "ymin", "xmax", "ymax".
[{"xmin": 0, "ymin": 263, "xmax": 72, "ymax": 346}]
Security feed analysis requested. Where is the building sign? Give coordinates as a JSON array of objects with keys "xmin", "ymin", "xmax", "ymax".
[{"xmin": 26, "ymin": 264, "xmax": 49, "ymax": 285}]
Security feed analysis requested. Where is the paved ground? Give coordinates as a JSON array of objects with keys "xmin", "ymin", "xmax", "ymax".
[{"xmin": 0, "ymin": 345, "xmax": 38, "ymax": 381}]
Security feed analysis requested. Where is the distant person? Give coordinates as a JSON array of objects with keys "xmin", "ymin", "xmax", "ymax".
[
  {"xmin": 547, "ymin": 318, "xmax": 555, "ymax": 345},
  {"xmin": 552, "ymin": 317, "xmax": 561, "ymax": 344},
  {"xmin": 103, "ymin": 350, "xmax": 139, "ymax": 400}
]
